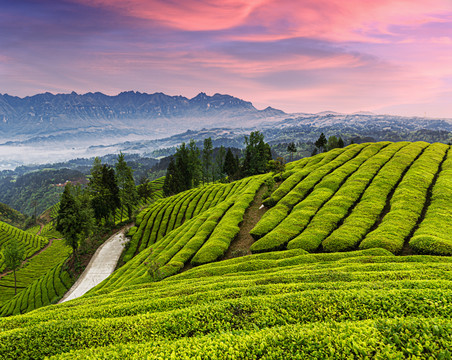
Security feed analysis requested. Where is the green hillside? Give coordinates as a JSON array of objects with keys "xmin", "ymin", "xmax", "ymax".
[
  {"xmin": 2, "ymin": 142, "xmax": 452, "ymax": 358},
  {"xmin": 0, "ymin": 202, "xmax": 27, "ymax": 229}
]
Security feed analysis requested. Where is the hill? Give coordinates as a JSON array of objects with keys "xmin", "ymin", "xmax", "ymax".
[
  {"xmin": 0, "ymin": 202, "xmax": 27, "ymax": 229},
  {"xmin": 2, "ymin": 142, "xmax": 452, "ymax": 358}
]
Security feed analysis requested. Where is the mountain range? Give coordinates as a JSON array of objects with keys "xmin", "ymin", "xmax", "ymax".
[
  {"xmin": 0, "ymin": 90, "xmax": 451, "ymax": 169},
  {"xmin": 0, "ymin": 91, "xmax": 285, "ymax": 142}
]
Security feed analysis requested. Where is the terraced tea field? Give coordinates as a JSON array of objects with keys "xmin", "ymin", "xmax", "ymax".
[
  {"xmin": 2, "ymin": 248, "xmax": 452, "ymax": 359},
  {"xmin": 251, "ymin": 141, "xmax": 452, "ymax": 256},
  {"xmin": 3, "ymin": 142, "xmax": 452, "ymax": 358}
]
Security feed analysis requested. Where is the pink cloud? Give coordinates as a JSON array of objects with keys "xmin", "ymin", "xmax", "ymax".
[
  {"xmin": 74, "ymin": 0, "xmax": 269, "ymax": 31},
  {"xmin": 73, "ymin": 0, "xmax": 452, "ymax": 43}
]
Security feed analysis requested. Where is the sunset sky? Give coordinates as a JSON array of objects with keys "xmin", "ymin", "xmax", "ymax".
[{"xmin": 1, "ymin": 0, "xmax": 451, "ymax": 117}]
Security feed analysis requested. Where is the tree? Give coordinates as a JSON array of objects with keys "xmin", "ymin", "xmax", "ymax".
[
  {"xmin": 242, "ymin": 131, "xmax": 272, "ymax": 176},
  {"xmin": 287, "ymin": 142, "xmax": 297, "ymax": 162},
  {"xmin": 103, "ymin": 165, "xmax": 121, "ymax": 223},
  {"xmin": 213, "ymin": 145, "xmax": 226, "ymax": 182},
  {"xmin": 327, "ymin": 136, "xmax": 339, "ymax": 151},
  {"xmin": 176, "ymin": 142, "xmax": 192, "ymax": 191},
  {"xmin": 56, "ymin": 183, "xmax": 84, "ymax": 258},
  {"xmin": 315, "ymin": 133, "xmax": 327, "ymax": 153},
  {"xmin": 223, "ymin": 148, "xmax": 240, "ymax": 181},
  {"xmin": 3, "ymin": 238, "xmax": 24, "ymax": 295},
  {"xmin": 116, "ymin": 153, "xmax": 139, "ymax": 221},
  {"xmin": 163, "ymin": 157, "xmax": 180, "ymax": 196},
  {"xmin": 202, "ymin": 137, "xmax": 213, "ymax": 184},
  {"xmin": 267, "ymin": 157, "xmax": 285, "ymax": 174},
  {"xmin": 138, "ymin": 175, "xmax": 153, "ymax": 202},
  {"xmin": 338, "ymin": 137, "xmax": 345, "ymax": 148},
  {"xmin": 188, "ymin": 139, "xmax": 202, "ymax": 187}
]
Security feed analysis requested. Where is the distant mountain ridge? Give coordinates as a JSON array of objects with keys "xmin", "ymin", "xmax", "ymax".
[{"xmin": 0, "ymin": 91, "xmax": 285, "ymax": 140}]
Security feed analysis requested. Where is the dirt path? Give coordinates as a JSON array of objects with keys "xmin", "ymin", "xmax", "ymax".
[
  {"xmin": 36, "ymin": 223, "xmax": 44, "ymax": 236},
  {"xmin": 0, "ymin": 238, "xmax": 55, "ymax": 280},
  {"xmin": 59, "ymin": 226, "xmax": 131, "ymax": 303},
  {"xmin": 223, "ymin": 185, "xmax": 268, "ymax": 260}
]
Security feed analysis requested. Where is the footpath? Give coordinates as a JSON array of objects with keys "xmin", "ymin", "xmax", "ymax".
[{"xmin": 59, "ymin": 227, "xmax": 130, "ymax": 303}]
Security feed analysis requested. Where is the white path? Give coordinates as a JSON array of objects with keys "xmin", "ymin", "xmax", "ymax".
[{"xmin": 59, "ymin": 227, "xmax": 130, "ymax": 303}]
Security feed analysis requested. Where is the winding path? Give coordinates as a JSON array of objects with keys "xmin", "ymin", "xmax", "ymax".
[{"xmin": 59, "ymin": 227, "xmax": 130, "ymax": 303}]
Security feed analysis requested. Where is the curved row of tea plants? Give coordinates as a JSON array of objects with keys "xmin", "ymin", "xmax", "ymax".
[
  {"xmin": 410, "ymin": 145, "xmax": 452, "ymax": 255},
  {"xmin": 90, "ymin": 175, "xmax": 269, "ymax": 293},
  {"xmin": 125, "ymin": 177, "xmax": 254, "ymax": 262},
  {"xmin": 0, "ymin": 239, "xmax": 71, "ymax": 309},
  {"xmin": 3, "ymin": 247, "xmax": 452, "ymax": 358},
  {"xmin": 251, "ymin": 143, "xmax": 367, "ymax": 238},
  {"xmin": 0, "ymin": 257, "xmax": 72, "ymax": 317},
  {"xmin": 251, "ymin": 142, "xmax": 381, "ymax": 252},
  {"xmin": 251, "ymin": 141, "xmax": 452, "ymax": 255},
  {"xmin": 0, "ymin": 222, "xmax": 49, "ymax": 272}
]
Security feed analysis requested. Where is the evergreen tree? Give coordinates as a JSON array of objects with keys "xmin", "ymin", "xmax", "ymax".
[
  {"xmin": 214, "ymin": 145, "xmax": 226, "ymax": 182},
  {"xmin": 287, "ymin": 142, "xmax": 297, "ymax": 162},
  {"xmin": 138, "ymin": 175, "xmax": 153, "ymax": 202},
  {"xmin": 223, "ymin": 148, "xmax": 240, "ymax": 181},
  {"xmin": 2, "ymin": 237, "xmax": 24, "ymax": 295},
  {"xmin": 188, "ymin": 139, "xmax": 202, "ymax": 187},
  {"xmin": 116, "ymin": 152, "xmax": 139, "ymax": 221},
  {"xmin": 327, "ymin": 135, "xmax": 339, "ymax": 151},
  {"xmin": 242, "ymin": 131, "xmax": 272, "ymax": 176},
  {"xmin": 103, "ymin": 165, "xmax": 120, "ymax": 223},
  {"xmin": 202, "ymin": 137, "xmax": 213, "ymax": 184},
  {"xmin": 338, "ymin": 137, "xmax": 345, "ymax": 148},
  {"xmin": 56, "ymin": 183, "xmax": 84, "ymax": 257},
  {"xmin": 163, "ymin": 158, "xmax": 180, "ymax": 196},
  {"xmin": 176, "ymin": 142, "xmax": 191, "ymax": 191},
  {"xmin": 89, "ymin": 159, "xmax": 120, "ymax": 224},
  {"xmin": 315, "ymin": 133, "xmax": 327, "ymax": 152}
]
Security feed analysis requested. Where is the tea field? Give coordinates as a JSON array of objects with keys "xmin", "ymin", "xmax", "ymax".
[{"xmin": 2, "ymin": 141, "xmax": 452, "ymax": 358}]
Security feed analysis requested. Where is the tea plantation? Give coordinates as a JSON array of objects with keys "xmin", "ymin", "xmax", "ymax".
[{"xmin": 2, "ymin": 141, "xmax": 452, "ymax": 358}]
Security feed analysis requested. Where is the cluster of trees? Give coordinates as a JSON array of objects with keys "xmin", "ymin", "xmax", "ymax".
[
  {"xmin": 56, "ymin": 153, "xmax": 138, "ymax": 257},
  {"xmin": 163, "ymin": 131, "xmax": 272, "ymax": 196},
  {"xmin": 313, "ymin": 133, "xmax": 345, "ymax": 154}
]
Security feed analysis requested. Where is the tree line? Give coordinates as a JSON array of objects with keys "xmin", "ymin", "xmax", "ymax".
[
  {"xmin": 56, "ymin": 153, "xmax": 140, "ymax": 258},
  {"xmin": 163, "ymin": 131, "xmax": 273, "ymax": 196}
]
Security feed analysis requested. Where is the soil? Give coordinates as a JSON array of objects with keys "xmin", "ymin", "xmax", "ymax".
[{"xmin": 222, "ymin": 185, "xmax": 268, "ymax": 260}]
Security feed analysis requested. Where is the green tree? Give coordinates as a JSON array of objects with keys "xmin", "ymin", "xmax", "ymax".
[
  {"xmin": 223, "ymin": 148, "xmax": 239, "ymax": 181},
  {"xmin": 338, "ymin": 137, "xmax": 345, "ymax": 148},
  {"xmin": 214, "ymin": 145, "xmax": 226, "ymax": 182},
  {"xmin": 242, "ymin": 131, "xmax": 272, "ymax": 176},
  {"xmin": 56, "ymin": 183, "xmax": 84, "ymax": 258},
  {"xmin": 163, "ymin": 158, "xmax": 180, "ymax": 196},
  {"xmin": 202, "ymin": 137, "xmax": 213, "ymax": 184},
  {"xmin": 287, "ymin": 142, "xmax": 297, "ymax": 162},
  {"xmin": 188, "ymin": 139, "xmax": 202, "ymax": 187},
  {"xmin": 327, "ymin": 135, "xmax": 339, "ymax": 151},
  {"xmin": 89, "ymin": 160, "xmax": 120, "ymax": 224},
  {"xmin": 116, "ymin": 153, "xmax": 139, "ymax": 221},
  {"xmin": 315, "ymin": 133, "xmax": 327, "ymax": 153},
  {"xmin": 2, "ymin": 238, "xmax": 24, "ymax": 295},
  {"xmin": 138, "ymin": 175, "xmax": 153, "ymax": 202}
]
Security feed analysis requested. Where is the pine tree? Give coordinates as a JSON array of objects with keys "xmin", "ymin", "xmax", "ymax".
[
  {"xmin": 242, "ymin": 131, "xmax": 272, "ymax": 176},
  {"xmin": 315, "ymin": 133, "xmax": 327, "ymax": 152},
  {"xmin": 338, "ymin": 137, "xmax": 345, "ymax": 148},
  {"xmin": 287, "ymin": 142, "xmax": 297, "ymax": 162},
  {"xmin": 188, "ymin": 139, "xmax": 202, "ymax": 187},
  {"xmin": 56, "ymin": 183, "xmax": 83, "ymax": 257},
  {"xmin": 116, "ymin": 152, "xmax": 138, "ymax": 221},
  {"xmin": 202, "ymin": 137, "xmax": 213, "ymax": 184}
]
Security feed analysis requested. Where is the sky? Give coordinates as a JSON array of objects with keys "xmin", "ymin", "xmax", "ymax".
[{"xmin": 1, "ymin": 0, "xmax": 451, "ymax": 117}]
